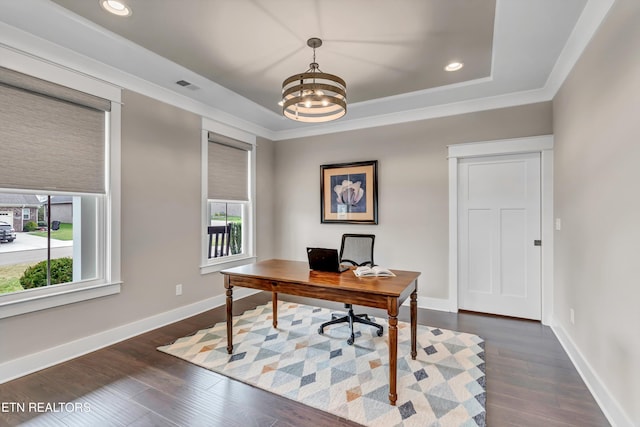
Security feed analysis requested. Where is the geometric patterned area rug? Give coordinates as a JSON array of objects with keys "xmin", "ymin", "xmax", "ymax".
[{"xmin": 158, "ymin": 301, "xmax": 486, "ymax": 427}]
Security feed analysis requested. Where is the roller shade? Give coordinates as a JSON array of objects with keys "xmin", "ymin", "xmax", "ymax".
[
  {"xmin": 0, "ymin": 66, "xmax": 111, "ymax": 112},
  {"xmin": 0, "ymin": 67, "xmax": 109, "ymax": 194},
  {"xmin": 207, "ymin": 132, "xmax": 251, "ymax": 201}
]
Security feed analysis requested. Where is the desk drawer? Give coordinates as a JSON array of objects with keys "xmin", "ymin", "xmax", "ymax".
[
  {"xmin": 228, "ymin": 276, "xmax": 320, "ymax": 298},
  {"xmin": 229, "ymin": 276, "xmax": 308, "ymax": 296},
  {"xmin": 226, "ymin": 275, "xmax": 388, "ymax": 308},
  {"xmin": 228, "ymin": 275, "xmax": 275, "ymax": 291}
]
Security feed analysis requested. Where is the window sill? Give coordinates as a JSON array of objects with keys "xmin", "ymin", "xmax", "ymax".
[
  {"xmin": 200, "ymin": 255, "xmax": 256, "ymax": 275},
  {"xmin": 0, "ymin": 281, "xmax": 122, "ymax": 320}
]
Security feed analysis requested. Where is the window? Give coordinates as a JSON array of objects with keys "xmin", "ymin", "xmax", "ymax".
[
  {"xmin": 202, "ymin": 124, "xmax": 256, "ymax": 272},
  {"xmin": 0, "ymin": 58, "xmax": 121, "ymax": 319},
  {"xmin": 208, "ymin": 201, "xmax": 247, "ymax": 257},
  {"xmin": 0, "ymin": 193, "xmax": 101, "ymax": 296}
]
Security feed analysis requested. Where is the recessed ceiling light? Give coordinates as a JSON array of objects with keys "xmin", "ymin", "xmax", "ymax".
[
  {"xmin": 100, "ymin": 0, "xmax": 132, "ymax": 17},
  {"xmin": 445, "ymin": 62, "xmax": 464, "ymax": 72}
]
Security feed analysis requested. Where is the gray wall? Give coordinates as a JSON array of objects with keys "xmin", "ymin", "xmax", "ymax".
[
  {"xmin": 274, "ymin": 102, "xmax": 552, "ymax": 300},
  {"xmin": 256, "ymin": 136, "xmax": 276, "ymax": 259},
  {"xmin": 0, "ymin": 90, "xmax": 276, "ymax": 363},
  {"xmin": 553, "ymin": 0, "xmax": 640, "ymax": 422}
]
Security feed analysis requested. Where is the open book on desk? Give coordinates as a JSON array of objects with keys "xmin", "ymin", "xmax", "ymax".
[{"xmin": 353, "ymin": 266, "xmax": 396, "ymax": 277}]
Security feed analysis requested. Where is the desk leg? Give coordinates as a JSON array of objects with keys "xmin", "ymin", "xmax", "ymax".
[
  {"xmin": 411, "ymin": 287, "xmax": 417, "ymax": 360},
  {"xmin": 224, "ymin": 275, "xmax": 233, "ymax": 354},
  {"xmin": 388, "ymin": 308, "xmax": 398, "ymax": 406},
  {"xmin": 272, "ymin": 291, "xmax": 278, "ymax": 328}
]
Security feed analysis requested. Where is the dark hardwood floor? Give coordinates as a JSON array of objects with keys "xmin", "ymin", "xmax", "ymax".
[{"xmin": 0, "ymin": 293, "xmax": 610, "ymax": 426}]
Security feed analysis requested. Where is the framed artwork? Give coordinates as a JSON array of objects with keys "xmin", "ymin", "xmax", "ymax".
[{"xmin": 320, "ymin": 160, "xmax": 378, "ymax": 224}]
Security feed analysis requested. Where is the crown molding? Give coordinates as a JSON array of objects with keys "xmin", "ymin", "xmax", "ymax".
[
  {"xmin": 0, "ymin": 20, "xmax": 278, "ymax": 141},
  {"xmin": 272, "ymin": 88, "xmax": 550, "ymax": 140},
  {"xmin": 544, "ymin": 0, "xmax": 615, "ymax": 96},
  {"xmin": 271, "ymin": 0, "xmax": 615, "ymax": 141},
  {"xmin": 0, "ymin": 0, "xmax": 615, "ymax": 142}
]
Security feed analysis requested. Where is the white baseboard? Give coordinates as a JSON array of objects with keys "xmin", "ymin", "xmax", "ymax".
[
  {"xmin": 551, "ymin": 324, "xmax": 634, "ymax": 427},
  {"xmin": 0, "ymin": 288, "xmax": 261, "ymax": 384},
  {"xmin": 421, "ymin": 297, "xmax": 455, "ymax": 312},
  {"xmin": 401, "ymin": 296, "xmax": 454, "ymax": 312}
]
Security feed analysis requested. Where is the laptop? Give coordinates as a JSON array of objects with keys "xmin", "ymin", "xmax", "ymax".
[{"xmin": 307, "ymin": 247, "xmax": 349, "ymax": 273}]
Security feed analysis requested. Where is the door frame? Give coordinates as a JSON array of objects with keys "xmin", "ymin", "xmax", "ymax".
[{"xmin": 448, "ymin": 135, "xmax": 554, "ymax": 325}]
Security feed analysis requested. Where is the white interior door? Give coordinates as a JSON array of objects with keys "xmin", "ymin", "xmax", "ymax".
[{"xmin": 458, "ymin": 152, "xmax": 541, "ymax": 320}]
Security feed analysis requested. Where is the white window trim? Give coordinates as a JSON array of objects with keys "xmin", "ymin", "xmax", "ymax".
[
  {"xmin": 22, "ymin": 208, "xmax": 30, "ymax": 220},
  {"xmin": 0, "ymin": 47, "xmax": 122, "ymax": 319},
  {"xmin": 200, "ymin": 118, "xmax": 256, "ymax": 274}
]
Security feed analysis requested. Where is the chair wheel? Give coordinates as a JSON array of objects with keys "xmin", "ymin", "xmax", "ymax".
[
  {"xmin": 318, "ymin": 327, "xmax": 324, "ymax": 335},
  {"xmin": 347, "ymin": 337, "xmax": 354, "ymax": 345},
  {"xmin": 376, "ymin": 329, "xmax": 383, "ymax": 337}
]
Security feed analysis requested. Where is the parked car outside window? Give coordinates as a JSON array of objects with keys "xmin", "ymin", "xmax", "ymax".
[{"xmin": 0, "ymin": 221, "xmax": 16, "ymax": 243}]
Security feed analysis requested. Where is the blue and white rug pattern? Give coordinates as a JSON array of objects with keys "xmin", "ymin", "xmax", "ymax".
[{"xmin": 158, "ymin": 301, "xmax": 486, "ymax": 427}]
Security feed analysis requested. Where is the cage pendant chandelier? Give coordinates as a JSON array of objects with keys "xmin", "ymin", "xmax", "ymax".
[{"xmin": 282, "ymin": 37, "xmax": 347, "ymax": 123}]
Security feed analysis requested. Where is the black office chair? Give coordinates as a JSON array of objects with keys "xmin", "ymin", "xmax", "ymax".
[{"xmin": 318, "ymin": 234, "xmax": 384, "ymax": 345}]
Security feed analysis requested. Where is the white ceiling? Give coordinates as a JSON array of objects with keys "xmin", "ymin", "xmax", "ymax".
[
  {"xmin": 51, "ymin": 0, "xmax": 497, "ymax": 110},
  {"xmin": 0, "ymin": 0, "xmax": 614, "ymax": 140}
]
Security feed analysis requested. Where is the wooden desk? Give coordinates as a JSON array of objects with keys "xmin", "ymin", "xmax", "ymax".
[{"xmin": 221, "ymin": 259, "xmax": 421, "ymax": 406}]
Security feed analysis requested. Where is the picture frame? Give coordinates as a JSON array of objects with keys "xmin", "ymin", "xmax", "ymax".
[{"xmin": 320, "ymin": 160, "xmax": 378, "ymax": 224}]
